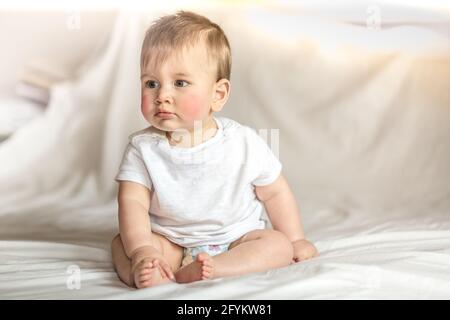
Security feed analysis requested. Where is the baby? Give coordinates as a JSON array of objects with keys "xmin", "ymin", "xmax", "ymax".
[{"xmin": 111, "ymin": 11, "xmax": 318, "ymax": 289}]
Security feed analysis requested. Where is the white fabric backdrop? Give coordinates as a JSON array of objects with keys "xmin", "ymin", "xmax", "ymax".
[{"xmin": 0, "ymin": 5, "xmax": 449, "ymax": 299}]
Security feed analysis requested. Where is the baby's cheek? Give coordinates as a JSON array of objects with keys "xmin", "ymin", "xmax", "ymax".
[
  {"xmin": 141, "ymin": 95, "xmax": 153, "ymax": 114},
  {"xmin": 179, "ymin": 95, "xmax": 208, "ymax": 121}
]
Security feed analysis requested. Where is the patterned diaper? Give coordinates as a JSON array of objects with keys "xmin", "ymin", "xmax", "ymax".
[{"xmin": 181, "ymin": 243, "xmax": 230, "ymax": 266}]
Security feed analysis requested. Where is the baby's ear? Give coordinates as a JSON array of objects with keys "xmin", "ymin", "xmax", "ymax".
[{"xmin": 212, "ymin": 79, "xmax": 231, "ymax": 112}]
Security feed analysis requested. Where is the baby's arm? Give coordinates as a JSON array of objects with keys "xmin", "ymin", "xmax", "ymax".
[
  {"xmin": 118, "ymin": 181, "xmax": 170, "ymax": 274},
  {"xmin": 254, "ymin": 174, "xmax": 318, "ymax": 262}
]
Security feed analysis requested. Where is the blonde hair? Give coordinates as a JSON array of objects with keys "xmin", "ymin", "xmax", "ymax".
[{"xmin": 141, "ymin": 11, "xmax": 231, "ymax": 81}]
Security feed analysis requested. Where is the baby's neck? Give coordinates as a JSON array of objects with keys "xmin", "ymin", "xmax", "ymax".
[{"xmin": 166, "ymin": 117, "xmax": 218, "ymax": 148}]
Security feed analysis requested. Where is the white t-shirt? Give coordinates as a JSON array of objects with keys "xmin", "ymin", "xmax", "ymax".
[{"xmin": 115, "ymin": 116, "xmax": 282, "ymax": 247}]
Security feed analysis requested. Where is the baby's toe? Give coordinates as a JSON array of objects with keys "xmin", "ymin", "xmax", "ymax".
[
  {"xmin": 197, "ymin": 252, "xmax": 211, "ymax": 262},
  {"xmin": 137, "ymin": 260, "xmax": 152, "ymax": 271},
  {"xmin": 202, "ymin": 264, "xmax": 214, "ymax": 278},
  {"xmin": 139, "ymin": 273, "xmax": 153, "ymax": 282},
  {"xmin": 201, "ymin": 269, "xmax": 212, "ymax": 279},
  {"xmin": 203, "ymin": 259, "xmax": 214, "ymax": 268},
  {"xmin": 139, "ymin": 267, "xmax": 152, "ymax": 275},
  {"xmin": 202, "ymin": 264, "xmax": 212, "ymax": 271},
  {"xmin": 139, "ymin": 280, "xmax": 151, "ymax": 288},
  {"xmin": 202, "ymin": 267, "xmax": 211, "ymax": 275}
]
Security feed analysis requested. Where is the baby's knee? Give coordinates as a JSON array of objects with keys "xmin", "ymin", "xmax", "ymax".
[{"xmin": 267, "ymin": 230, "xmax": 294, "ymax": 263}]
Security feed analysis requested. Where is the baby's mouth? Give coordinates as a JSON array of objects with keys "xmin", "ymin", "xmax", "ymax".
[{"xmin": 155, "ymin": 111, "xmax": 176, "ymax": 119}]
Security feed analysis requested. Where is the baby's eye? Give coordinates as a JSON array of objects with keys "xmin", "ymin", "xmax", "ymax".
[
  {"xmin": 174, "ymin": 80, "xmax": 189, "ymax": 87},
  {"xmin": 145, "ymin": 80, "xmax": 159, "ymax": 89}
]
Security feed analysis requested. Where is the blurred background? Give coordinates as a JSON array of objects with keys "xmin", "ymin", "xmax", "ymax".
[
  {"xmin": 0, "ymin": 0, "xmax": 449, "ymax": 238},
  {"xmin": 0, "ymin": 0, "xmax": 450, "ymax": 300}
]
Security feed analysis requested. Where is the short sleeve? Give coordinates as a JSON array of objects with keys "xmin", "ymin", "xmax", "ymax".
[
  {"xmin": 115, "ymin": 143, "xmax": 153, "ymax": 190},
  {"xmin": 247, "ymin": 128, "xmax": 282, "ymax": 186}
]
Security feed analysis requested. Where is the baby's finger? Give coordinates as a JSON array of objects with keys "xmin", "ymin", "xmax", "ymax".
[
  {"xmin": 152, "ymin": 260, "xmax": 166, "ymax": 278},
  {"xmin": 156, "ymin": 261, "xmax": 172, "ymax": 280},
  {"xmin": 159, "ymin": 265, "xmax": 168, "ymax": 279},
  {"xmin": 160, "ymin": 262, "xmax": 175, "ymax": 280}
]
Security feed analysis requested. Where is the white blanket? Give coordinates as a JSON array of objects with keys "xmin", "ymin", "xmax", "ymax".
[{"xmin": 0, "ymin": 5, "xmax": 449, "ymax": 299}]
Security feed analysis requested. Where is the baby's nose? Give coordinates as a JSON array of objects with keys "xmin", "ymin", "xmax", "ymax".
[{"xmin": 155, "ymin": 87, "xmax": 174, "ymax": 104}]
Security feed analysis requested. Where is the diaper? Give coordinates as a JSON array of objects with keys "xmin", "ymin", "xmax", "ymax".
[{"xmin": 181, "ymin": 243, "xmax": 231, "ymax": 266}]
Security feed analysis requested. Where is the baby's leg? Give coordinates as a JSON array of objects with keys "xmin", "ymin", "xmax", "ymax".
[
  {"xmin": 213, "ymin": 229, "xmax": 293, "ymax": 278},
  {"xmin": 111, "ymin": 233, "xmax": 183, "ymax": 288},
  {"xmin": 175, "ymin": 229, "xmax": 293, "ymax": 283}
]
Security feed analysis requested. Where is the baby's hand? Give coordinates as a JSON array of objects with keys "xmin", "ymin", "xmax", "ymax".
[{"xmin": 291, "ymin": 239, "xmax": 319, "ymax": 263}]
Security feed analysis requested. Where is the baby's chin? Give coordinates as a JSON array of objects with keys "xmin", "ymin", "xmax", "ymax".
[
  {"xmin": 147, "ymin": 119, "xmax": 187, "ymax": 133},
  {"xmin": 148, "ymin": 117, "xmax": 208, "ymax": 133}
]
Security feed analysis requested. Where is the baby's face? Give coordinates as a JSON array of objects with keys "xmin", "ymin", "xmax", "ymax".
[{"xmin": 140, "ymin": 43, "xmax": 218, "ymax": 132}]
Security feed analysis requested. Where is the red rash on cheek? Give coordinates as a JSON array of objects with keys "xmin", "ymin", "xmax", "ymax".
[
  {"xmin": 179, "ymin": 94, "xmax": 206, "ymax": 120},
  {"xmin": 141, "ymin": 95, "xmax": 152, "ymax": 114},
  {"xmin": 140, "ymin": 92, "xmax": 208, "ymax": 121}
]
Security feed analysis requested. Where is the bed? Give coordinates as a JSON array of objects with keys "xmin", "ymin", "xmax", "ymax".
[{"xmin": 0, "ymin": 3, "xmax": 449, "ymax": 299}]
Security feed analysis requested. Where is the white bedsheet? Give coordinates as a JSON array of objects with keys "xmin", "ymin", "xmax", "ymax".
[
  {"xmin": 1, "ymin": 202, "xmax": 449, "ymax": 299},
  {"xmin": 0, "ymin": 5, "xmax": 449, "ymax": 299}
]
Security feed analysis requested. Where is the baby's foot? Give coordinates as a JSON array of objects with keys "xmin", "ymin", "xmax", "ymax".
[
  {"xmin": 175, "ymin": 252, "xmax": 214, "ymax": 283},
  {"xmin": 133, "ymin": 258, "xmax": 173, "ymax": 289}
]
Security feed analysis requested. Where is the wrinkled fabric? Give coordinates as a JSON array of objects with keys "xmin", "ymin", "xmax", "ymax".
[{"xmin": 0, "ymin": 6, "xmax": 449, "ymax": 299}]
